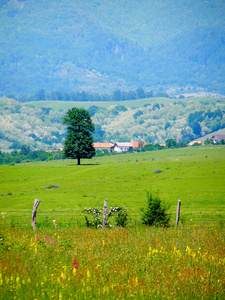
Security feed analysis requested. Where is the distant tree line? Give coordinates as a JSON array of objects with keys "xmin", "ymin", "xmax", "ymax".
[
  {"xmin": 0, "ymin": 145, "xmax": 64, "ymax": 165},
  {"xmin": 12, "ymin": 88, "xmax": 169, "ymax": 103},
  {"xmin": 1, "ymin": 138, "xmax": 224, "ymax": 164}
]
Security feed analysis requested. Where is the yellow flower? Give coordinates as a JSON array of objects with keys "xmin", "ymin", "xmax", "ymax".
[
  {"xmin": 135, "ymin": 276, "xmax": 138, "ymax": 286},
  {"xmin": 87, "ymin": 269, "xmax": 90, "ymax": 278},
  {"xmin": 186, "ymin": 246, "xmax": 191, "ymax": 255},
  {"xmin": 148, "ymin": 246, "xmax": 152, "ymax": 256},
  {"xmin": 152, "ymin": 249, "xmax": 158, "ymax": 254}
]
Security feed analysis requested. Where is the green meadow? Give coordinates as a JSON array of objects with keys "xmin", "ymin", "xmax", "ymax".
[
  {"xmin": 25, "ymin": 97, "xmax": 174, "ymax": 111},
  {"xmin": 1, "ymin": 146, "xmax": 224, "ymax": 227},
  {"xmin": 0, "ymin": 146, "xmax": 225, "ymax": 299},
  {"xmin": 26, "ymin": 96, "xmax": 216, "ymax": 111}
]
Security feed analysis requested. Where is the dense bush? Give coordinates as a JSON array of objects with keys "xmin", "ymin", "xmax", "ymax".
[{"xmin": 141, "ymin": 144, "xmax": 164, "ymax": 152}]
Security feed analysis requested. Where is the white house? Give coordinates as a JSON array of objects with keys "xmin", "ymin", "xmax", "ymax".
[
  {"xmin": 113, "ymin": 142, "xmax": 133, "ymax": 152},
  {"xmin": 212, "ymin": 135, "xmax": 225, "ymax": 143}
]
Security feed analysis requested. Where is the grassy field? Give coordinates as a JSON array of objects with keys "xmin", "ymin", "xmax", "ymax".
[
  {"xmin": 0, "ymin": 146, "xmax": 225, "ymax": 299},
  {"xmin": 0, "ymin": 146, "xmax": 224, "ymax": 227},
  {"xmin": 24, "ymin": 97, "xmax": 174, "ymax": 111},
  {"xmin": 25, "ymin": 97, "xmax": 219, "ymax": 111}
]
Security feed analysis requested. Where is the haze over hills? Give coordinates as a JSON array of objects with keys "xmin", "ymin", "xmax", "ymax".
[{"xmin": 0, "ymin": 0, "xmax": 225, "ymax": 96}]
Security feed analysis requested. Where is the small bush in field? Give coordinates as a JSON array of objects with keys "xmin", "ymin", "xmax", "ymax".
[
  {"xmin": 141, "ymin": 191, "xmax": 170, "ymax": 227},
  {"xmin": 84, "ymin": 207, "xmax": 104, "ymax": 228},
  {"xmin": 84, "ymin": 205, "xmax": 129, "ymax": 228}
]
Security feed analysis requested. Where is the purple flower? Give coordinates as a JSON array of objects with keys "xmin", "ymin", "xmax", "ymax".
[
  {"xmin": 50, "ymin": 238, "xmax": 56, "ymax": 246},
  {"xmin": 72, "ymin": 258, "xmax": 79, "ymax": 269}
]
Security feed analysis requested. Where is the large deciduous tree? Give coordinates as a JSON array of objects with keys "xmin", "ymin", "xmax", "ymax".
[{"xmin": 63, "ymin": 107, "xmax": 95, "ymax": 165}]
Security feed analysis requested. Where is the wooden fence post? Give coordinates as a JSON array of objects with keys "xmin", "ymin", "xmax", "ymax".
[
  {"xmin": 31, "ymin": 199, "xmax": 41, "ymax": 230},
  {"xmin": 175, "ymin": 199, "xmax": 181, "ymax": 226},
  {"xmin": 103, "ymin": 199, "xmax": 108, "ymax": 228}
]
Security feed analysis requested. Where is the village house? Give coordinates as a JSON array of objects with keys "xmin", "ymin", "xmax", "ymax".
[
  {"xmin": 113, "ymin": 142, "xmax": 133, "ymax": 152},
  {"xmin": 187, "ymin": 141, "xmax": 202, "ymax": 146},
  {"xmin": 130, "ymin": 141, "xmax": 147, "ymax": 149},
  {"xmin": 92, "ymin": 143, "xmax": 114, "ymax": 151},
  {"xmin": 45, "ymin": 148, "xmax": 64, "ymax": 153},
  {"xmin": 212, "ymin": 135, "xmax": 225, "ymax": 144},
  {"xmin": 93, "ymin": 141, "xmax": 147, "ymax": 153}
]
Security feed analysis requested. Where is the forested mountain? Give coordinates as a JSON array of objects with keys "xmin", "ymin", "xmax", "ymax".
[
  {"xmin": 0, "ymin": 0, "xmax": 225, "ymax": 96},
  {"xmin": 1, "ymin": 97, "xmax": 225, "ymax": 150}
]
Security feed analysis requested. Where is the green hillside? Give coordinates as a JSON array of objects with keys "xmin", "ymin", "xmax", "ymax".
[
  {"xmin": 0, "ymin": 96, "xmax": 225, "ymax": 150},
  {"xmin": 0, "ymin": 0, "xmax": 225, "ymax": 95}
]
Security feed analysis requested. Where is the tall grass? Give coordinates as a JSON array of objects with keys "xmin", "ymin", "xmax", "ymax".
[{"xmin": 0, "ymin": 225, "xmax": 224, "ymax": 299}]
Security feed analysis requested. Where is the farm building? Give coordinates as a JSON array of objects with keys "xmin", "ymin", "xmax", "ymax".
[
  {"xmin": 188, "ymin": 141, "xmax": 202, "ymax": 146},
  {"xmin": 92, "ymin": 143, "xmax": 114, "ymax": 151},
  {"xmin": 45, "ymin": 148, "xmax": 64, "ymax": 153},
  {"xmin": 212, "ymin": 135, "xmax": 225, "ymax": 143},
  {"xmin": 130, "ymin": 141, "xmax": 147, "ymax": 149},
  {"xmin": 113, "ymin": 142, "xmax": 133, "ymax": 152}
]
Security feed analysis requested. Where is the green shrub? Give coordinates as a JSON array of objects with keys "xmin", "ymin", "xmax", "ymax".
[
  {"xmin": 141, "ymin": 192, "xmax": 170, "ymax": 227},
  {"xmin": 113, "ymin": 206, "xmax": 129, "ymax": 227}
]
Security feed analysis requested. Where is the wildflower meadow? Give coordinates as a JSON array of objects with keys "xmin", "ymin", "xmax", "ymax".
[
  {"xmin": 0, "ymin": 146, "xmax": 224, "ymax": 299},
  {"xmin": 0, "ymin": 225, "xmax": 224, "ymax": 299}
]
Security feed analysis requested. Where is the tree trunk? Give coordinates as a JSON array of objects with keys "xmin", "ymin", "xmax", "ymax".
[{"xmin": 77, "ymin": 157, "xmax": 81, "ymax": 165}]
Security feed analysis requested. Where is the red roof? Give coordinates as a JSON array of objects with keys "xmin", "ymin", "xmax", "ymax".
[
  {"xmin": 130, "ymin": 141, "xmax": 147, "ymax": 148},
  {"xmin": 130, "ymin": 141, "xmax": 139, "ymax": 148}
]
